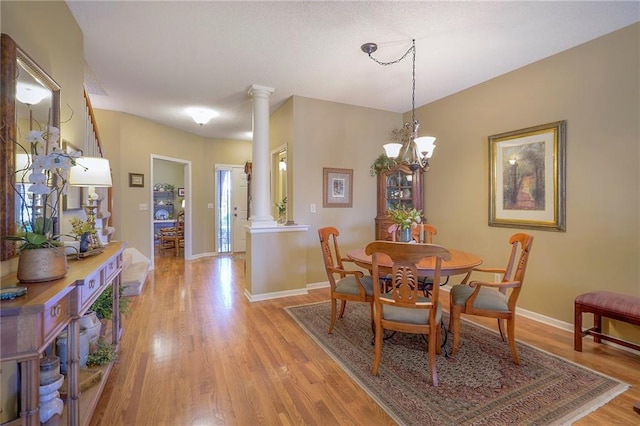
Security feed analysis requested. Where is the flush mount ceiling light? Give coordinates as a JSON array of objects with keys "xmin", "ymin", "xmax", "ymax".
[
  {"xmin": 185, "ymin": 107, "xmax": 219, "ymax": 126},
  {"xmin": 361, "ymin": 39, "xmax": 436, "ymax": 172}
]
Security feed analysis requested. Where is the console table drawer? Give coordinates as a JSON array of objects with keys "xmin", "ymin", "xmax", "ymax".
[
  {"xmin": 43, "ymin": 293, "xmax": 71, "ymax": 344},
  {"xmin": 104, "ymin": 254, "xmax": 121, "ymax": 284},
  {"xmin": 79, "ymin": 269, "xmax": 105, "ymax": 309}
]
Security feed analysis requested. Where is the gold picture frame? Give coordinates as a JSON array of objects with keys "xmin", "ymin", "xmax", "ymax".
[
  {"xmin": 129, "ymin": 172, "xmax": 144, "ymax": 188},
  {"xmin": 323, "ymin": 168, "xmax": 353, "ymax": 208},
  {"xmin": 489, "ymin": 121, "xmax": 566, "ymax": 231}
]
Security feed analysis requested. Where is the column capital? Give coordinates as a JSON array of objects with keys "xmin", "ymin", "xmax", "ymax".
[{"xmin": 248, "ymin": 84, "xmax": 275, "ymax": 98}]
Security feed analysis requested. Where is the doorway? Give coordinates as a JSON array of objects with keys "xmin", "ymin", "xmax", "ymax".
[
  {"xmin": 150, "ymin": 155, "xmax": 191, "ymax": 269},
  {"xmin": 215, "ymin": 164, "xmax": 248, "ymax": 253}
]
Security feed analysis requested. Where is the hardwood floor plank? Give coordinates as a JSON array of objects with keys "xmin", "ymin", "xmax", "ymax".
[{"xmin": 90, "ymin": 253, "xmax": 640, "ymax": 425}]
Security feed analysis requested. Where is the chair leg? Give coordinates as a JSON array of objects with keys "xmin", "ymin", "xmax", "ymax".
[
  {"xmin": 369, "ymin": 302, "xmax": 375, "ymax": 334},
  {"xmin": 372, "ymin": 321, "xmax": 383, "ymax": 376},
  {"xmin": 450, "ymin": 305, "xmax": 461, "ymax": 356},
  {"xmin": 507, "ymin": 317, "xmax": 520, "ymax": 365},
  {"xmin": 339, "ymin": 300, "xmax": 347, "ymax": 318},
  {"xmin": 328, "ymin": 298, "xmax": 338, "ymax": 334},
  {"xmin": 435, "ymin": 322, "xmax": 442, "ymax": 355},
  {"xmin": 497, "ymin": 319, "xmax": 506, "ymax": 341},
  {"xmin": 428, "ymin": 330, "xmax": 438, "ymax": 386}
]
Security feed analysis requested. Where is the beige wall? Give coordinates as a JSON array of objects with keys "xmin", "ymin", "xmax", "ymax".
[
  {"xmin": 287, "ymin": 96, "xmax": 403, "ymax": 284},
  {"xmin": 411, "ymin": 24, "xmax": 639, "ymax": 335}
]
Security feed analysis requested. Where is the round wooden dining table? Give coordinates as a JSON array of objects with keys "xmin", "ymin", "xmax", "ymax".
[{"xmin": 346, "ymin": 247, "xmax": 482, "ymax": 277}]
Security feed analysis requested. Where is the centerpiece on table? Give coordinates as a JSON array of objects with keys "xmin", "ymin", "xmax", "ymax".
[
  {"xmin": 4, "ymin": 125, "xmax": 81, "ymax": 282},
  {"xmin": 387, "ymin": 205, "xmax": 423, "ymax": 242}
]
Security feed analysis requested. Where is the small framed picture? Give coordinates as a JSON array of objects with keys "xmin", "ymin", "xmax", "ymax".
[
  {"xmin": 178, "ymin": 187, "xmax": 185, "ymax": 197},
  {"xmin": 323, "ymin": 167, "xmax": 353, "ymax": 208},
  {"xmin": 129, "ymin": 173, "xmax": 144, "ymax": 188}
]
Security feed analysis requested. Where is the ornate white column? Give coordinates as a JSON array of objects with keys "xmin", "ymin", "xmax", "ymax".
[{"xmin": 247, "ymin": 84, "xmax": 276, "ymax": 227}]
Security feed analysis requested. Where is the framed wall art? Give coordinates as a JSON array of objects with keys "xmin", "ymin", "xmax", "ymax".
[
  {"xmin": 489, "ymin": 120, "xmax": 566, "ymax": 231},
  {"xmin": 129, "ymin": 172, "xmax": 144, "ymax": 188},
  {"xmin": 62, "ymin": 141, "xmax": 83, "ymax": 210},
  {"xmin": 178, "ymin": 187, "xmax": 185, "ymax": 197},
  {"xmin": 323, "ymin": 168, "xmax": 353, "ymax": 208}
]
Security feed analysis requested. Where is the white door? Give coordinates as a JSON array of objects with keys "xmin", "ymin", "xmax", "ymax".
[{"xmin": 232, "ymin": 166, "xmax": 248, "ymax": 252}]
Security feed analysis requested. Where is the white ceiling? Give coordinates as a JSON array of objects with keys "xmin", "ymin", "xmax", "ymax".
[{"xmin": 66, "ymin": 1, "xmax": 640, "ymax": 141}]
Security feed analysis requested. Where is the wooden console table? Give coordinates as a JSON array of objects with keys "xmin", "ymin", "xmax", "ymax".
[{"xmin": 1, "ymin": 241, "xmax": 126, "ymax": 426}]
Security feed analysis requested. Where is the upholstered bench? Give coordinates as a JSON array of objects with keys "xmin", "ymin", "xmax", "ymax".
[{"xmin": 574, "ymin": 291, "xmax": 640, "ymax": 352}]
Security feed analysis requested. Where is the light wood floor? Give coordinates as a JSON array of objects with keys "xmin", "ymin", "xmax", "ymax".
[{"xmin": 91, "ymin": 252, "xmax": 640, "ymax": 425}]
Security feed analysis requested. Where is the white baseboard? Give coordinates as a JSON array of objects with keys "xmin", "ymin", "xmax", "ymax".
[{"xmin": 244, "ymin": 287, "xmax": 309, "ymax": 302}]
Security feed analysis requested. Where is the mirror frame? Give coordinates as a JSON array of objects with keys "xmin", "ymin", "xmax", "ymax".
[{"xmin": 1, "ymin": 34, "xmax": 61, "ymax": 261}]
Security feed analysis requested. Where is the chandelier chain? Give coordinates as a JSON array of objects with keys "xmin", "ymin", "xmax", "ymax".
[{"xmin": 365, "ymin": 41, "xmax": 415, "ymax": 67}]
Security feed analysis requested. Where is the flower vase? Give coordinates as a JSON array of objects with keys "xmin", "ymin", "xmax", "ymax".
[
  {"xmin": 17, "ymin": 247, "xmax": 67, "ymax": 283},
  {"xmin": 79, "ymin": 232, "xmax": 90, "ymax": 253},
  {"xmin": 399, "ymin": 228, "xmax": 412, "ymax": 243}
]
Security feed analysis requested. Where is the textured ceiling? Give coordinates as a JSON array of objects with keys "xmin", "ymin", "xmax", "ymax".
[{"xmin": 66, "ymin": 1, "xmax": 640, "ymax": 141}]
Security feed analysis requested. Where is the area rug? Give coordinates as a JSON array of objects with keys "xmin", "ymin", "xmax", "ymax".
[{"xmin": 285, "ymin": 301, "xmax": 628, "ymax": 426}]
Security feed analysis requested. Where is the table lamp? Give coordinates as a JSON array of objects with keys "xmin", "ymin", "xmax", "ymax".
[{"xmin": 69, "ymin": 157, "xmax": 113, "ymax": 252}]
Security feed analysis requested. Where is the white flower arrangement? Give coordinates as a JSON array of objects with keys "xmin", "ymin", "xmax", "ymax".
[
  {"xmin": 387, "ymin": 205, "xmax": 423, "ymax": 231},
  {"xmin": 6, "ymin": 125, "xmax": 81, "ymax": 250}
]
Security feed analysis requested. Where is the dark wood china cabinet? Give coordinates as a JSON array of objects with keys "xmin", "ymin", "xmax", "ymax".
[{"xmin": 375, "ymin": 164, "xmax": 424, "ymax": 240}]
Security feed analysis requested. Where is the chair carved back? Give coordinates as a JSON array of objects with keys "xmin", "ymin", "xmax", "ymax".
[
  {"xmin": 365, "ymin": 241, "xmax": 451, "ymax": 309},
  {"xmin": 318, "ymin": 226, "xmax": 344, "ymax": 288},
  {"xmin": 502, "ymin": 233, "xmax": 534, "ymax": 308}
]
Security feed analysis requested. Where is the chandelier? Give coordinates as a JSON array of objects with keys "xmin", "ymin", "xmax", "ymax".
[{"xmin": 361, "ymin": 39, "xmax": 436, "ymax": 172}]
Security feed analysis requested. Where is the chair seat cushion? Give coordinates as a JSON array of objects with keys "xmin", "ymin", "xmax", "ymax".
[
  {"xmin": 382, "ymin": 296, "xmax": 443, "ymax": 325},
  {"xmin": 451, "ymin": 284, "xmax": 509, "ymax": 312},
  {"xmin": 335, "ymin": 275, "xmax": 374, "ymax": 296}
]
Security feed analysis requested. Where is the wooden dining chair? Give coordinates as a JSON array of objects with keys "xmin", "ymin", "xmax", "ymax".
[
  {"xmin": 365, "ymin": 240, "xmax": 451, "ymax": 386},
  {"xmin": 159, "ymin": 211, "xmax": 185, "ymax": 257},
  {"xmin": 411, "ymin": 223, "xmax": 437, "ymax": 243},
  {"xmin": 448, "ymin": 233, "xmax": 534, "ymax": 364},
  {"xmin": 318, "ymin": 227, "xmax": 375, "ymax": 334}
]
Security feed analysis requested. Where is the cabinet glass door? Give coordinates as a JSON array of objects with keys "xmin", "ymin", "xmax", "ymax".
[{"xmin": 385, "ymin": 171, "xmax": 413, "ymax": 210}]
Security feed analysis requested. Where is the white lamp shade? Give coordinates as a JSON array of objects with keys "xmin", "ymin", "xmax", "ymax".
[
  {"xmin": 383, "ymin": 143, "xmax": 402, "ymax": 159},
  {"xmin": 185, "ymin": 107, "xmax": 218, "ymax": 125},
  {"xmin": 16, "ymin": 82, "xmax": 50, "ymax": 105},
  {"xmin": 69, "ymin": 157, "xmax": 112, "ymax": 187},
  {"xmin": 414, "ymin": 136, "xmax": 436, "ymax": 158}
]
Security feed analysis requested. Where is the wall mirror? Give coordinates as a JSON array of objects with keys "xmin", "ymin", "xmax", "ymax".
[
  {"xmin": 271, "ymin": 144, "xmax": 287, "ymax": 223},
  {"xmin": 1, "ymin": 34, "xmax": 61, "ymax": 261}
]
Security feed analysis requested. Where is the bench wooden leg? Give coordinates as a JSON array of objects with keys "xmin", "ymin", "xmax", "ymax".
[
  {"xmin": 593, "ymin": 313, "xmax": 602, "ymax": 343},
  {"xmin": 574, "ymin": 302, "xmax": 583, "ymax": 352}
]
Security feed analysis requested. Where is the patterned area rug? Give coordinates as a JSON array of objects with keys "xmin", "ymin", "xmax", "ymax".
[{"xmin": 285, "ymin": 301, "xmax": 628, "ymax": 426}]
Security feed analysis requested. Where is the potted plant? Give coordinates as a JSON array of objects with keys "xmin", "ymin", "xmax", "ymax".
[
  {"xmin": 3, "ymin": 126, "xmax": 81, "ymax": 282},
  {"xmin": 86, "ymin": 339, "xmax": 116, "ymax": 366},
  {"xmin": 276, "ymin": 196, "xmax": 287, "ymax": 224},
  {"xmin": 90, "ymin": 285, "xmax": 131, "ymax": 322},
  {"xmin": 370, "ymin": 154, "xmax": 394, "ymax": 176},
  {"xmin": 69, "ymin": 217, "xmax": 96, "ymax": 253}
]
